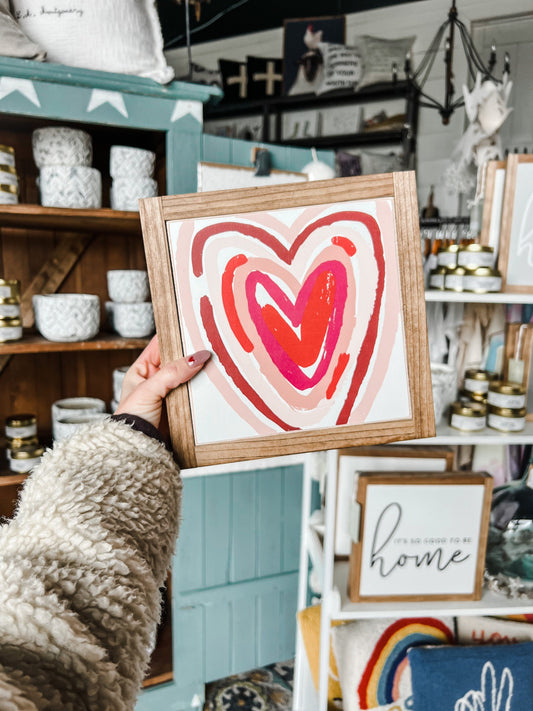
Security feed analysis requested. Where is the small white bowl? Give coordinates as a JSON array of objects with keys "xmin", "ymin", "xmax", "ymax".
[
  {"xmin": 39, "ymin": 165, "xmax": 102, "ymax": 209},
  {"xmin": 107, "ymin": 269, "xmax": 150, "ymax": 303},
  {"xmin": 53, "ymin": 412, "xmax": 109, "ymax": 442},
  {"xmin": 110, "ymin": 176, "xmax": 158, "ymax": 212},
  {"xmin": 33, "ymin": 293, "xmax": 100, "ymax": 342},
  {"xmin": 32, "ymin": 126, "xmax": 92, "ymax": 168},
  {"xmin": 111, "ymin": 301, "xmax": 155, "ymax": 338},
  {"xmin": 112, "ymin": 365, "xmax": 130, "ymax": 402},
  {"xmin": 110, "ymin": 145, "xmax": 156, "ymax": 179}
]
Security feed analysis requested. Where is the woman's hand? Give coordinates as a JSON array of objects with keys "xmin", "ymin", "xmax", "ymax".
[{"xmin": 114, "ymin": 335, "xmax": 210, "ymax": 428}]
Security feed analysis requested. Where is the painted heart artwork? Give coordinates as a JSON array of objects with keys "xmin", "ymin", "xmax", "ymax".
[{"xmin": 169, "ymin": 198, "xmax": 410, "ymax": 445}]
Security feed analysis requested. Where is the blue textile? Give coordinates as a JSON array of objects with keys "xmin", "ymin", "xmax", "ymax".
[{"xmin": 408, "ymin": 641, "xmax": 533, "ymax": 710}]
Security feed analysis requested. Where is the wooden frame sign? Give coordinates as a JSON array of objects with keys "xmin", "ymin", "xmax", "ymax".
[
  {"xmin": 348, "ymin": 471, "xmax": 493, "ymax": 603},
  {"xmin": 497, "ymin": 153, "xmax": 533, "ymax": 293},
  {"xmin": 140, "ymin": 173, "xmax": 434, "ymax": 468}
]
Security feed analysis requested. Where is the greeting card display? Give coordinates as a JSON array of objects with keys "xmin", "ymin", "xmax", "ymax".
[
  {"xmin": 139, "ymin": 173, "xmax": 433, "ymax": 468},
  {"xmin": 348, "ymin": 471, "xmax": 493, "ymax": 602}
]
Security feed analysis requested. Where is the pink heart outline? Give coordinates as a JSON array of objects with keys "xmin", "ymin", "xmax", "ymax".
[{"xmin": 190, "ymin": 210, "xmax": 385, "ymax": 429}]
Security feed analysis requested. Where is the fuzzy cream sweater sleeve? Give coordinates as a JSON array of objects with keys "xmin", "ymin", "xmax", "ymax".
[{"xmin": 0, "ymin": 418, "xmax": 182, "ymax": 711}]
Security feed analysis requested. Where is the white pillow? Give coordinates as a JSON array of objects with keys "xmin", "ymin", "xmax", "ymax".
[
  {"xmin": 316, "ymin": 41, "xmax": 363, "ymax": 95},
  {"xmin": 356, "ymin": 34, "xmax": 415, "ymax": 89},
  {"xmin": 331, "ymin": 616, "xmax": 454, "ymax": 711},
  {"xmin": 11, "ymin": 0, "xmax": 174, "ymax": 84}
]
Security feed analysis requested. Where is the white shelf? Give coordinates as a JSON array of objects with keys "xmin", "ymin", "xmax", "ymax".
[
  {"xmin": 406, "ymin": 420, "xmax": 533, "ymax": 446},
  {"xmin": 332, "ymin": 561, "xmax": 533, "ymax": 619},
  {"xmin": 425, "ymin": 290, "xmax": 533, "ymax": 304}
]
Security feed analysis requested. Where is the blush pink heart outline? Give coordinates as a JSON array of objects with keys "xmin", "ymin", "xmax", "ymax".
[{"xmin": 191, "ymin": 210, "xmax": 385, "ymax": 430}]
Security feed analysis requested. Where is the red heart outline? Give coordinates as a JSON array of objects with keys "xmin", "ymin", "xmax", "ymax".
[{"xmin": 191, "ymin": 211, "xmax": 385, "ymax": 430}]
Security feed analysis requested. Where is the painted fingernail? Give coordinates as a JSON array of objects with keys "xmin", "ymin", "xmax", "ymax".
[{"xmin": 187, "ymin": 350, "xmax": 211, "ymax": 367}]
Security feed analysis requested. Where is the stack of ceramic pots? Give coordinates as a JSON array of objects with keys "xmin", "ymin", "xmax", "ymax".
[
  {"xmin": 106, "ymin": 269, "xmax": 155, "ymax": 339},
  {"xmin": 33, "ymin": 126, "xmax": 102, "ymax": 209},
  {"xmin": 109, "ymin": 145, "xmax": 158, "ymax": 211}
]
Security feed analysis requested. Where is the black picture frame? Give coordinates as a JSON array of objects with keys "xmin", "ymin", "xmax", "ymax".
[{"xmin": 282, "ymin": 15, "xmax": 346, "ymax": 96}]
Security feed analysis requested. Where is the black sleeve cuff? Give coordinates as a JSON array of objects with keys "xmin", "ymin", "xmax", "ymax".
[{"xmin": 110, "ymin": 413, "xmax": 171, "ymax": 451}]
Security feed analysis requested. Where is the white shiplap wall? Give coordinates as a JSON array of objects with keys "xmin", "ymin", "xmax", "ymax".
[{"xmin": 165, "ymin": 0, "xmax": 533, "ymax": 216}]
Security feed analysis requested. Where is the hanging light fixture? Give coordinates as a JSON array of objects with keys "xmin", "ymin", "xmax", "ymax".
[{"xmin": 404, "ymin": 0, "xmax": 510, "ymax": 125}]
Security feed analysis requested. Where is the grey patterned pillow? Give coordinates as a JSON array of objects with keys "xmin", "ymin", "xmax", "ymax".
[{"xmin": 0, "ymin": 0, "xmax": 46, "ymax": 60}]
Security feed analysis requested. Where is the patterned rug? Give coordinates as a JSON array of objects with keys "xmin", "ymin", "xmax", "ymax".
[{"xmin": 203, "ymin": 659, "xmax": 294, "ymax": 711}]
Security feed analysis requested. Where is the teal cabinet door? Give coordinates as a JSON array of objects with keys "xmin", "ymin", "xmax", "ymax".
[{"xmin": 137, "ymin": 464, "xmax": 303, "ymax": 711}]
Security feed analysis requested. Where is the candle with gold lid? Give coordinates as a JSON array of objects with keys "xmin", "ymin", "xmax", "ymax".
[
  {"xmin": 488, "ymin": 382, "xmax": 526, "ymax": 410},
  {"xmin": 463, "ymin": 266, "xmax": 502, "ymax": 293},
  {"xmin": 5, "ymin": 413, "xmax": 37, "ymax": 440},
  {"xmin": 0, "ymin": 183, "xmax": 17, "ymax": 204},
  {"xmin": 487, "ymin": 405, "xmax": 526, "ymax": 432},
  {"xmin": 0, "ymin": 315, "xmax": 22, "ymax": 342},
  {"xmin": 0, "ymin": 296, "xmax": 21, "ymax": 319},
  {"xmin": 0, "ymin": 144, "xmax": 15, "ymax": 167},
  {"xmin": 437, "ymin": 244, "xmax": 460, "ymax": 268},
  {"xmin": 457, "ymin": 243, "xmax": 495, "ymax": 269},
  {"xmin": 0, "ymin": 279, "xmax": 20, "ymax": 300},
  {"xmin": 449, "ymin": 400, "xmax": 486, "ymax": 431},
  {"xmin": 9, "ymin": 444, "xmax": 44, "ymax": 473},
  {"xmin": 444, "ymin": 265, "xmax": 466, "ymax": 291}
]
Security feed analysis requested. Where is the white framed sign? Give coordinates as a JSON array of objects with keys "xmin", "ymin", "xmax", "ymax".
[{"xmin": 348, "ymin": 471, "xmax": 493, "ymax": 602}]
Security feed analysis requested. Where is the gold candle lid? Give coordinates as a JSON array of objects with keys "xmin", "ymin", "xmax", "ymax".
[
  {"xmin": 0, "ymin": 144, "xmax": 15, "ymax": 155},
  {"xmin": 451, "ymin": 401, "xmax": 486, "ymax": 417},
  {"xmin": 7, "ymin": 435, "xmax": 39, "ymax": 449},
  {"xmin": 0, "ymin": 164, "xmax": 17, "ymax": 175},
  {"xmin": 489, "ymin": 381, "xmax": 526, "ymax": 396},
  {"xmin": 6, "ymin": 413, "xmax": 37, "ymax": 428},
  {"xmin": 488, "ymin": 405, "xmax": 527, "ymax": 417},
  {"xmin": 464, "ymin": 266, "xmax": 501, "ymax": 277},
  {"xmin": 0, "ymin": 296, "xmax": 19, "ymax": 305},
  {"xmin": 0, "ymin": 183, "xmax": 17, "ymax": 194},
  {"xmin": 10, "ymin": 445, "xmax": 44, "ymax": 460},
  {"xmin": 0, "ymin": 316, "xmax": 21, "ymax": 326},
  {"xmin": 459, "ymin": 243, "xmax": 494, "ymax": 254}
]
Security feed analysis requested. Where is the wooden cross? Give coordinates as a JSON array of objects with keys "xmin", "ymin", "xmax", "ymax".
[
  {"xmin": 226, "ymin": 65, "xmax": 247, "ymax": 99},
  {"xmin": 253, "ymin": 61, "xmax": 282, "ymax": 95}
]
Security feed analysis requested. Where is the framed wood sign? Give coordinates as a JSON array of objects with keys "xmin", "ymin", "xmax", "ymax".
[
  {"xmin": 335, "ymin": 445, "xmax": 454, "ymax": 557},
  {"xmin": 348, "ymin": 471, "xmax": 493, "ymax": 603},
  {"xmin": 479, "ymin": 159, "xmax": 506, "ymax": 256},
  {"xmin": 197, "ymin": 161, "xmax": 308, "ymax": 193},
  {"xmin": 139, "ymin": 173, "xmax": 434, "ymax": 468},
  {"xmin": 497, "ymin": 153, "xmax": 533, "ymax": 293}
]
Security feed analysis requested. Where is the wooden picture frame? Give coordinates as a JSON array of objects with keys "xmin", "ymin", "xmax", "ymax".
[
  {"xmin": 503, "ymin": 322, "xmax": 533, "ymax": 421},
  {"xmin": 282, "ymin": 15, "xmax": 346, "ymax": 96},
  {"xmin": 197, "ymin": 161, "xmax": 308, "ymax": 192},
  {"xmin": 348, "ymin": 471, "xmax": 493, "ymax": 602},
  {"xmin": 497, "ymin": 154, "xmax": 533, "ymax": 293},
  {"xmin": 140, "ymin": 173, "xmax": 434, "ymax": 468},
  {"xmin": 479, "ymin": 159, "xmax": 506, "ymax": 255},
  {"xmin": 335, "ymin": 445, "xmax": 454, "ymax": 557}
]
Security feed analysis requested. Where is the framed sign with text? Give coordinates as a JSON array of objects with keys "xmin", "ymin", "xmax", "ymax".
[{"xmin": 348, "ymin": 471, "xmax": 493, "ymax": 602}]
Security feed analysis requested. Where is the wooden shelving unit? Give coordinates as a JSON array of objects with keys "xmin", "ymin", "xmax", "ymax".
[
  {"xmin": 0, "ymin": 332, "xmax": 150, "ymax": 355},
  {"xmin": 204, "ymin": 81, "xmax": 419, "ymax": 164},
  {"xmin": 0, "ymin": 204, "xmax": 142, "ymax": 235}
]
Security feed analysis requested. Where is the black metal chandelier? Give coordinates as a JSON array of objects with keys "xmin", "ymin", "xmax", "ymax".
[{"xmin": 405, "ymin": 0, "xmax": 510, "ymax": 125}]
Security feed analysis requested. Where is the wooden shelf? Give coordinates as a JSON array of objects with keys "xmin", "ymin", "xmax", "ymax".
[
  {"xmin": 0, "ymin": 472, "xmax": 28, "ymax": 486},
  {"xmin": 426, "ymin": 290, "xmax": 533, "ymax": 304},
  {"xmin": 332, "ymin": 561, "xmax": 533, "ymax": 619},
  {"xmin": 205, "ymin": 82, "xmax": 413, "ymax": 118},
  {"xmin": 280, "ymin": 128, "xmax": 405, "ymax": 149},
  {"xmin": 405, "ymin": 420, "xmax": 533, "ymax": 446},
  {"xmin": 0, "ymin": 332, "xmax": 149, "ymax": 355},
  {"xmin": 0, "ymin": 204, "xmax": 142, "ymax": 235}
]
